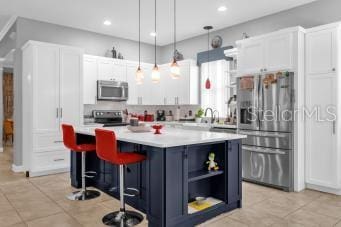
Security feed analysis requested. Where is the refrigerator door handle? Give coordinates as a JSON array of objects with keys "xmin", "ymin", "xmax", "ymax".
[
  {"xmin": 239, "ymin": 130, "xmax": 287, "ymax": 138},
  {"xmin": 242, "ymin": 145, "xmax": 286, "ymax": 155}
]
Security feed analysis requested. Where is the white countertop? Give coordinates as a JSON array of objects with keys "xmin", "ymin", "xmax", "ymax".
[{"xmin": 76, "ymin": 126, "xmax": 246, "ymax": 148}]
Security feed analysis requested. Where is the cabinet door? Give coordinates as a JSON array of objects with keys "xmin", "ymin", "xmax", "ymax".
[
  {"xmin": 177, "ymin": 61, "xmax": 191, "ymax": 105},
  {"xmin": 98, "ymin": 58, "xmax": 115, "ymax": 80},
  {"xmin": 59, "ymin": 47, "xmax": 82, "ymax": 127},
  {"xmin": 306, "ymin": 29, "xmax": 337, "ymax": 75},
  {"xmin": 238, "ymin": 39, "xmax": 264, "ymax": 74},
  {"xmin": 113, "ymin": 60, "xmax": 127, "ymax": 81},
  {"xmin": 33, "ymin": 44, "xmax": 60, "ymax": 133},
  {"xmin": 140, "ymin": 65, "xmax": 163, "ymax": 105},
  {"xmin": 126, "ymin": 62, "xmax": 141, "ymax": 105},
  {"xmin": 163, "ymin": 65, "xmax": 181, "ymax": 105},
  {"xmin": 83, "ymin": 55, "xmax": 98, "ymax": 104},
  {"xmin": 264, "ymin": 33, "xmax": 293, "ymax": 72},
  {"xmin": 305, "ymin": 74, "xmax": 338, "ymax": 188}
]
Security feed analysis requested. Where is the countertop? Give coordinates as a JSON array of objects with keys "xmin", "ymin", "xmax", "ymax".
[{"xmin": 76, "ymin": 126, "xmax": 246, "ymax": 148}]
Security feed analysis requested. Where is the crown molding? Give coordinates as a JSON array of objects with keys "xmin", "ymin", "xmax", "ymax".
[{"xmin": 0, "ymin": 15, "xmax": 17, "ymax": 42}]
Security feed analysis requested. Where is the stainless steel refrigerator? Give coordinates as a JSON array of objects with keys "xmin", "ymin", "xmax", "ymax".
[{"xmin": 237, "ymin": 72, "xmax": 294, "ymax": 191}]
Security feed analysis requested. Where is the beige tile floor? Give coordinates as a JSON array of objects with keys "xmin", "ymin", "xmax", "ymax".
[{"xmin": 1, "ymin": 146, "xmax": 341, "ymax": 227}]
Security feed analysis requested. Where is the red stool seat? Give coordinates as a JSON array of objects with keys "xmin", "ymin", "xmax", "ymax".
[
  {"xmin": 62, "ymin": 124, "xmax": 96, "ymax": 152},
  {"xmin": 61, "ymin": 124, "xmax": 100, "ymax": 201},
  {"xmin": 95, "ymin": 128, "xmax": 145, "ymax": 226},
  {"xmin": 95, "ymin": 129, "xmax": 146, "ymax": 165}
]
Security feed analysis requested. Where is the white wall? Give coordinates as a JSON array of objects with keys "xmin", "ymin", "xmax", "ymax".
[{"xmin": 160, "ymin": 0, "xmax": 341, "ymax": 63}]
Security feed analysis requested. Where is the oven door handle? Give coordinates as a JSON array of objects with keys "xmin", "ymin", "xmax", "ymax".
[
  {"xmin": 239, "ymin": 131, "xmax": 287, "ymax": 138},
  {"xmin": 242, "ymin": 145, "xmax": 286, "ymax": 155}
]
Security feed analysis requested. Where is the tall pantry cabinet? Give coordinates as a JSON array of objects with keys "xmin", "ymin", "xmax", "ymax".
[
  {"xmin": 305, "ymin": 23, "xmax": 341, "ymax": 194},
  {"xmin": 22, "ymin": 41, "xmax": 83, "ymax": 177}
]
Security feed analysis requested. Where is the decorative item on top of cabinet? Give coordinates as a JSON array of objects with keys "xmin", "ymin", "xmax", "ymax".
[
  {"xmin": 112, "ymin": 47, "xmax": 117, "ymax": 58},
  {"xmin": 211, "ymin": 35, "xmax": 223, "ymax": 49}
]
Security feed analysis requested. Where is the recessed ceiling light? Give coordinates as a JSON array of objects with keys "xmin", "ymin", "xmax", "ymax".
[
  {"xmin": 150, "ymin": 32, "xmax": 157, "ymax": 37},
  {"xmin": 217, "ymin": 6, "xmax": 227, "ymax": 12},
  {"xmin": 103, "ymin": 20, "xmax": 112, "ymax": 26}
]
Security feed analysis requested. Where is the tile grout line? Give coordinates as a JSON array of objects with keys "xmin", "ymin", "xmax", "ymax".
[
  {"xmin": 2, "ymin": 190, "xmax": 27, "ymax": 226},
  {"xmin": 27, "ymin": 178, "xmax": 84, "ymax": 226}
]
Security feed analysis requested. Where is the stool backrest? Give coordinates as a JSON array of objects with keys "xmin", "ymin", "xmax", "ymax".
[
  {"xmin": 61, "ymin": 124, "xmax": 77, "ymax": 150},
  {"xmin": 95, "ymin": 129, "xmax": 118, "ymax": 164}
]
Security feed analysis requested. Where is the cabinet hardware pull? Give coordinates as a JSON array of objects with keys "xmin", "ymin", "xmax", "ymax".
[
  {"xmin": 60, "ymin": 108, "xmax": 63, "ymax": 118},
  {"xmin": 333, "ymin": 121, "xmax": 336, "ymax": 134},
  {"xmin": 54, "ymin": 158, "xmax": 65, "ymax": 162},
  {"xmin": 56, "ymin": 108, "xmax": 59, "ymax": 118},
  {"xmin": 54, "ymin": 140, "xmax": 63, "ymax": 143},
  {"xmin": 332, "ymin": 68, "xmax": 336, "ymax": 72}
]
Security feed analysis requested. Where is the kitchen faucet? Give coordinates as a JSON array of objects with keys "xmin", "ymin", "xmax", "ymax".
[
  {"xmin": 204, "ymin": 108, "xmax": 215, "ymax": 124},
  {"xmin": 213, "ymin": 110, "xmax": 219, "ymax": 123}
]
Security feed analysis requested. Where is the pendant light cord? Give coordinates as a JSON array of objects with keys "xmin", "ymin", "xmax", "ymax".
[
  {"xmin": 207, "ymin": 28, "xmax": 210, "ymax": 79},
  {"xmin": 154, "ymin": 0, "xmax": 157, "ymax": 66},
  {"xmin": 174, "ymin": 0, "xmax": 176, "ymax": 57},
  {"xmin": 138, "ymin": 0, "xmax": 141, "ymax": 67}
]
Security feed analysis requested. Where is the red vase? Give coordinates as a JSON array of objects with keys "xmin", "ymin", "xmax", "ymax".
[{"xmin": 205, "ymin": 78, "xmax": 211, "ymax": 89}]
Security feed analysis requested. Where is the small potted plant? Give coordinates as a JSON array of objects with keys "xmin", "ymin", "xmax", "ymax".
[{"xmin": 195, "ymin": 108, "xmax": 204, "ymax": 123}]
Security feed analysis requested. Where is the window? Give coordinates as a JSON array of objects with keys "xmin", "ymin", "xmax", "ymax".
[{"xmin": 201, "ymin": 60, "xmax": 233, "ymax": 118}]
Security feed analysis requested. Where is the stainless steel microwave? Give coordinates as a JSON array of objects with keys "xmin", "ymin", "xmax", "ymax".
[{"xmin": 97, "ymin": 80, "xmax": 128, "ymax": 101}]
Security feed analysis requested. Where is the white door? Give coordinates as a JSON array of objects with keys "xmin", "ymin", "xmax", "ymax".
[
  {"xmin": 126, "ymin": 62, "xmax": 140, "ymax": 105},
  {"xmin": 98, "ymin": 58, "xmax": 115, "ymax": 80},
  {"xmin": 306, "ymin": 29, "xmax": 337, "ymax": 75},
  {"xmin": 238, "ymin": 39, "xmax": 264, "ymax": 74},
  {"xmin": 59, "ymin": 47, "xmax": 83, "ymax": 127},
  {"xmin": 305, "ymin": 74, "xmax": 338, "ymax": 188},
  {"xmin": 113, "ymin": 60, "xmax": 127, "ymax": 81},
  {"xmin": 83, "ymin": 55, "xmax": 98, "ymax": 104},
  {"xmin": 33, "ymin": 44, "xmax": 60, "ymax": 133},
  {"xmin": 264, "ymin": 33, "xmax": 293, "ymax": 72}
]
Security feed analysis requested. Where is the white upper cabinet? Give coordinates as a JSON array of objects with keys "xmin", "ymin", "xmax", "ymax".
[
  {"xmin": 238, "ymin": 39, "xmax": 264, "ymax": 74},
  {"xmin": 59, "ymin": 47, "xmax": 83, "ymax": 127},
  {"xmin": 98, "ymin": 57, "xmax": 115, "ymax": 80},
  {"xmin": 126, "ymin": 61, "xmax": 140, "ymax": 105},
  {"xmin": 97, "ymin": 57, "xmax": 127, "ymax": 81},
  {"xmin": 264, "ymin": 33, "xmax": 293, "ymax": 72},
  {"xmin": 306, "ymin": 28, "xmax": 337, "ymax": 75},
  {"xmin": 83, "ymin": 55, "xmax": 98, "ymax": 104},
  {"xmin": 32, "ymin": 44, "xmax": 60, "ymax": 133},
  {"xmin": 237, "ymin": 28, "xmax": 298, "ymax": 75}
]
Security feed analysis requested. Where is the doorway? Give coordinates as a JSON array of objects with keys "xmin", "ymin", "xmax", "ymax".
[{"xmin": 3, "ymin": 69, "xmax": 14, "ymax": 147}]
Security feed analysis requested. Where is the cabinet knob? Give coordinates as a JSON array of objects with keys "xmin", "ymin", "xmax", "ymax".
[
  {"xmin": 332, "ymin": 68, "xmax": 336, "ymax": 72},
  {"xmin": 264, "ymin": 68, "xmax": 267, "ymax": 72},
  {"xmin": 260, "ymin": 69, "xmax": 263, "ymax": 72}
]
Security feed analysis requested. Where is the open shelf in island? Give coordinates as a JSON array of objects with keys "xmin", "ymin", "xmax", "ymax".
[{"xmin": 188, "ymin": 169, "xmax": 224, "ymax": 182}]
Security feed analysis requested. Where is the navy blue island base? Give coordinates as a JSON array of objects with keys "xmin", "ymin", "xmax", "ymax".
[{"xmin": 71, "ymin": 133, "xmax": 242, "ymax": 227}]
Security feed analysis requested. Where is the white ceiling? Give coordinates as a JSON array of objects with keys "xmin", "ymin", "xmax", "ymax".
[{"xmin": 0, "ymin": 0, "xmax": 317, "ymax": 46}]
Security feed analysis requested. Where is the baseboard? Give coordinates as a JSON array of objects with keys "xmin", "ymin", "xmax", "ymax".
[
  {"xmin": 29, "ymin": 167, "xmax": 70, "ymax": 177},
  {"xmin": 306, "ymin": 183, "xmax": 341, "ymax": 195},
  {"xmin": 11, "ymin": 164, "xmax": 25, "ymax": 173},
  {"xmin": 0, "ymin": 147, "xmax": 3, "ymax": 152}
]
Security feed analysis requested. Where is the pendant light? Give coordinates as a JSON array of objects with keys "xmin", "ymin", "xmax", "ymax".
[
  {"xmin": 204, "ymin": 26, "xmax": 213, "ymax": 89},
  {"xmin": 151, "ymin": 0, "xmax": 160, "ymax": 83},
  {"xmin": 170, "ymin": 0, "xmax": 180, "ymax": 79},
  {"xmin": 136, "ymin": 0, "xmax": 143, "ymax": 84}
]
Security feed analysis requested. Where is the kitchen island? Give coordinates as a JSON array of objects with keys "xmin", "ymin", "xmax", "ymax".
[{"xmin": 71, "ymin": 126, "xmax": 246, "ymax": 227}]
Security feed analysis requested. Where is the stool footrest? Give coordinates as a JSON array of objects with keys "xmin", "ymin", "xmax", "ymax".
[{"xmin": 124, "ymin": 187, "xmax": 139, "ymax": 197}]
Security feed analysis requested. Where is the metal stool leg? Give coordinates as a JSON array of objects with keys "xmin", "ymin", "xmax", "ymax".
[
  {"xmin": 67, "ymin": 152, "xmax": 101, "ymax": 201},
  {"xmin": 102, "ymin": 165, "xmax": 143, "ymax": 226}
]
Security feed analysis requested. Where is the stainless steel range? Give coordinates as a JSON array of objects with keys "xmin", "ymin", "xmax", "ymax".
[
  {"xmin": 237, "ymin": 72, "xmax": 294, "ymax": 191},
  {"xmin": 93, "ymin": 110, "xmax": 129, "ymax": 127}
]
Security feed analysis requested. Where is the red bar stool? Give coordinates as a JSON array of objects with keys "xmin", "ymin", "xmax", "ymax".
[
  {"xmin": 95, "ymin": 128, "xmax": 145, "ymax": 226},
  {"xmin": 61, "ymin": 124, "xmax": 101, "ymax": 201}
]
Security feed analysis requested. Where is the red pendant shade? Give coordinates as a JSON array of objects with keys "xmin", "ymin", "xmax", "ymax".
[{"xmin": 205, "ymin": 78, "xmax": 211, "ymax": 89}]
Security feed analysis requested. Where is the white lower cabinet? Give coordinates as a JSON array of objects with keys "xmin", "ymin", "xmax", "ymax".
[{"xmin": 22, "ymin": 41, "xmax": 83, "ymax": 177}]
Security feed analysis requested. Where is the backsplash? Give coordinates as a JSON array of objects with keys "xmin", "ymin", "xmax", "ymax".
[{"xmin": 84, "ymin": 102, "xmax": 201, "ymax": 119}]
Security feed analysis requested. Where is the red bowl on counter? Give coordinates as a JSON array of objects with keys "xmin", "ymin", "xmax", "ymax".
[{"xmin": 152, "ymin": 124, "xmax": 163, "ymax": 134}]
